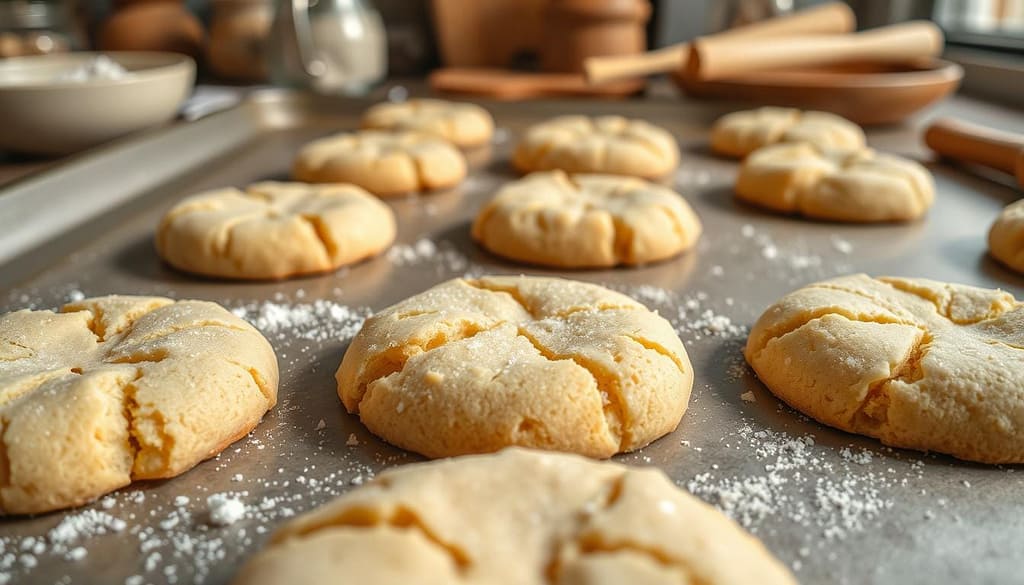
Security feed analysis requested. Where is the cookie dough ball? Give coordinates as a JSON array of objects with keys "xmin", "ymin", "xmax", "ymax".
[
  {"xmin": 711, "ymin": 107, "xmax": 866, "ymax": 158},
  {"xmin": 988, "ymin": 200, "xmax": 1024, "ymax": 273},
  {"xmin": 0, "ymin": 295, "xmax": 278, "ymax": 514},
  {"xmin": 746, "ymin": 274, "xmax": 1024, "ymax": 464},
  {"xmin": 156, "ymin": 181, "xmax": 396, "ymax": 280},
  {"xmin": 293, "ymin": 130, "xmax": 467, "ymax": 197},
  {"xmin": 361, "ymin": 99, "xmax": 495, "ymax": 148},
  {"xmin": 336, "ymin": 276, "xmax": 692, "ymax": 459},
  {"xmin": 513, "ymin": 115, "xmax": 679, "ymax": 179},
  {"xmin": 735, "ymin": 143, "xmax": 934, "ymax": 222},
  {"xmin": 472, "ymin": 171, "xmax": 702, "ymax": 268},
  {"xmin": 232, "ymin": 448, "xmax": 797, "ymax": 585}
]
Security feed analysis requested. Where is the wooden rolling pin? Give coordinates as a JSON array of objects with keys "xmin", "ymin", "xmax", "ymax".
[
  {"xmin": 583, "ymin": 1, "xmax": 854, "ymax": 84},
  {"xmin": 925, "ymin": 118, "xmax": 1024, "ymax": 188},
  {"xmin": 687, "ymin": 20, "xmax": 944, "ymax": 81}
]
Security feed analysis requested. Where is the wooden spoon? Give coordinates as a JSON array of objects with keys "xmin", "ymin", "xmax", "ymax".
[
  {"xmin": 686, "ymin": 20, "xmax": 943, "ymax": 82},
  {"xmin": 925, "ymin": 118, "xmax": 1024, "ymax": 189},
  {"xmin": 583, "ymin": 1, "xmax": 854, "ymax": 84}
]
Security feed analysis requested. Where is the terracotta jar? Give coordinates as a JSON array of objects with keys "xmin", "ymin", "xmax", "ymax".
[
  {"xmin": 540, "ymin": 0, "xmax": 651, "ymax": 74},
  {"xmin": 207, "ymin": 0, "xmax": 273, "ymax": 82}
]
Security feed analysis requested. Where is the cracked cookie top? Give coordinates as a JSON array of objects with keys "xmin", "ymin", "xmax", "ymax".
[
  {"xmin": 232, "ymin": 448, "xmax": 797, "ymax": 585},
  {"xmin": 0, "ymin": 295, "xmax": 278, "ymax": 514},
  {"xmin": 513, "ymin": 116, "xmax": 679, "ymax": 179},
  {"xmin": 292, "ymin": 130, "xmax": 468, "ymax": 197},
  {"xmin": 156, "ymin": 181, "xmax": 396, "ymax": 280},
  {"xmin": 735, "ymin": 143, "xmax": 934, "ymax": 222},
  {"xmin": 988, "ymin": 199, "xmax": 1024, "ymax": 274},
  {"xmin": 745, "ymin": 274, "xmax": 1024, "ymax": 464},
  {"xmin": 471, "ymin": 171, "xmax": 702, "ymax": 268},
  {"xmin": 336, "ymin": 276, "xmax": 692, "ymax": 459},
  {"xmin": 710, "ymin": 107, "xmax": 865, "ymax": 158},
  {"xmin": 361, "ymin": 99, "xmax": 495, "ymax": 148}
]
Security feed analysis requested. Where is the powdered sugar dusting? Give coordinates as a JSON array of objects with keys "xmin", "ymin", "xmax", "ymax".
[{"xmin": 685, "ymin": 424, "xmax": 921, "ymax": 545}]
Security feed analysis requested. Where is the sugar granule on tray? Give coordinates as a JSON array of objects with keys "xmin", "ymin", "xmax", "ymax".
[
  {"xmin": 231, "ymin": 299, "xmax": 371, "ymax": 344},
  {"xmin": 684, "ymin": 425, "xmax": 906, "ymax": 543},
  {"xmin": 386, "ymin": 238, "xmax": 470, "ymax": 272},
  {"xmin": 207, "ymin": 495, "xmax": 246, "ymax": 527}
]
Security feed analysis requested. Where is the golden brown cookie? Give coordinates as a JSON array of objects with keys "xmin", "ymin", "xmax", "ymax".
[
  {"xmin": 0, "ymin": 295, "xmax": 278, "ymax": 514},
  {"xmin": 513, "ymin": 115, "xmax": 679, "ymax": 179},
  {"xmin": 156, "ymin": 181, "xmax": 396, "ymax": 280},
  {"xmin": 745, "ymin": 274, "xmax": 1024, "ymax": 464},
  {"xmin": 988, "ymin": 199, "xmax": 1024, "ymax": 273},
  {"xmin": 336, "ymin": 276, "xmax": 692, "ymax": 459},
  {"xmin": 735, "ymin": 143, "xmax": 934, "ymax": 222},
  {"xmin": 361, "ymin": 99, "xmax": 494, "ymax": 148},
  {"xmin": 292, "ymin": 130, "xmax": 467, "ymax": 196},
  {"xmin": 232, "ymin": 448, "xmax": 798, "ymax": 585},
  {"xmin": 472, "ymin": 171, "xmax": 702, "ymax": 268},
  {"xmin": 711, "ymin": 107, "xmax": 866, "ymax": 158}
]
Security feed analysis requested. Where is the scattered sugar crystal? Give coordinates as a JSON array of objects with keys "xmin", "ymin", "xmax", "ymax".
[
  {"xmin": 831, "ymin": 236, "xmax": 853, "ymax": 254},
  {"xmin": 740, "ymin": 391, "xmax": 756, "ymax": 403},
  {"xmin": 207, "ymin": 495, "xmax": 246, "ymax": 527}
]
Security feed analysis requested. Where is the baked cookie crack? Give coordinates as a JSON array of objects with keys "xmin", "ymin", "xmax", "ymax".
[
  {"xmin": 298, "ymin": 214, "xmax": 338, "ymax": 259},
  {"xmin": 515, "ymin": 327, "xmax": 627, "ymax": 449},
  {"xmin": 227, "ymin": 359, "xmax": 276, "ymax": 404},
  {"xmin": 851, "ymin": 331, "xmax": 932, "ymax": 430},
  {"xmin": 750, "ymin": 307, "xmax": 913, "ymax": 356},
  {"xmin": 354, "ymin": 320, "xmax": 504, "ymax": 412},
  {"xmin": 0, "ymin": 340, "xmax": 33, "ymax": 361}
]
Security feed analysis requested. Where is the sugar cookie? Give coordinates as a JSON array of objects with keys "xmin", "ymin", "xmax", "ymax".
[
  {"xmin": 0, "ymin": 295, "xmax": 278, "ymax": 514},
  {"xmin": 361, "ymin": 99, "xmax": 494, "ymax": 148},
  {"xmin": 156, "ymin": 181, "xmax": 396, "ymax": 280},
  {"xmin": 232, "ymin": 448, "xmax": 797, "ymax": 585},
  {"xmin": 472, "ymin": 171, "xmax": 702, "ymax": 268},
  {"xmin": 513, "ymin": 115, "xmax": 679, "ymax": 178},
  {"xmin": 746, "ymin": 274, "xmax": 1024, "ymax": 464},
  {"xmin": 292, "ymin": 130, "xmax": 467, "ymax": 196},
  {"xmin": 988, "ymin": 200, "xmax": 1024, "ymax": 273},
  {"xmin": 711, "ymin": 107, "xmax": 865, "ymax": 158},
  {"xmin": 736, "ymin": 143, "xmax": 934, "ymax": 222},
  {"xmin": 336, "ymin": 276, "xmax": 692, "ymax": 459}
]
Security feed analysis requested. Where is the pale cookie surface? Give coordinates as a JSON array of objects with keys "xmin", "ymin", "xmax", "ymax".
[
  {"xmin": 336, "ymin": 276, "xmax": 692, "ymax": 459},
  {"xmin": 156, "ymin": 181, "xmax": 396, "ymax": 280},
  {"xmin": 361, "ymin": 99, "xmax": 494, "ymax": 148},
  {"xmin": 736, "ymin": 143, "xmax": 934, "ymax": 222},
  {"xmin": 471, "ymin": 171, "xmax": 702, "ymax": 268},
  {"xmin": 988, "ymin": 199, "xmax": 1024, "ymax": 273},
  {"xmin": 513, "ymin": 115, "xmax": 679, "ymax": 179},
  {"xmin": 0, "ymin": 295, "xmax": 278, "ymax": 514},
  {"xmin": 292, "ymin": 130, "xmax": 467, "ymax": 196},
  {"xmin": 746, "ymin": 274, "xmax": 1024, "ymax": 464},
  {"xmin": 232, "ymin": 448, "xmax": 797, "ymax": 585},
  {"xmin": 710, "ymin": 106, "xmax": 866, "ymax": 158}
]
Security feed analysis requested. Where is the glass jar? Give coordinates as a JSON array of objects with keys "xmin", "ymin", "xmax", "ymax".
[
  {"xmin": 0, "ymin": 0, "xmax": 85, "ymax": 58},
  {"xmin": 267, "ymin": 0, "xmax": 388, "ymax": 94}
]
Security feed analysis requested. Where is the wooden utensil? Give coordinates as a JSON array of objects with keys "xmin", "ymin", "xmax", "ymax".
[
  {"xmin": 687, "ymin": 20, "xmax": 943, "ymax": 82},
  {"xmin": 925, "ymin": 118, "xmax": 1024, "ymax": 188},
  {"xmin": 675, "ymin": 59, "xmax": 962, "ymax": 126},
  {"xmin": 584, "ymin": 1, "xmax": 854, "ymax": 84},
  {"xmin": 429, "ymin": 67, "xmax": 644, "ymax": 99}
]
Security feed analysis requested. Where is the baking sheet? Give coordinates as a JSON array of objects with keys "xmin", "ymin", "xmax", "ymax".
[{"xmin": 1, "ymin": 90, "xmax": 1023, "ymax": 585}]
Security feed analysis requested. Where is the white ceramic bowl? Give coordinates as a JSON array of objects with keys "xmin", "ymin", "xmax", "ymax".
[{"xmin": 0, "ymin": 52, "xmax": 195, "ymax": 155}]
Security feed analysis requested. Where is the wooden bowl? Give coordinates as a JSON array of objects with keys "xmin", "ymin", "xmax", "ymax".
[{"xmin": 674, "ymin": 58, "xmax": 963, "ymax": 125}]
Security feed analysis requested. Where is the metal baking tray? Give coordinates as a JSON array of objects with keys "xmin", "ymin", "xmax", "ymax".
[{"xmin": 1, "ymin": 90, "xmax": 1023, "ymax": 585}]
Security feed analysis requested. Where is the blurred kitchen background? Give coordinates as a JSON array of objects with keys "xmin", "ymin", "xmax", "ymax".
[{"xmin": 0, "ymin": 0, "xmax": 1020, "ymax": 106}]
